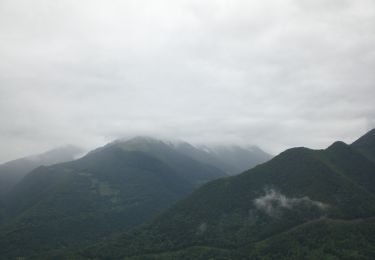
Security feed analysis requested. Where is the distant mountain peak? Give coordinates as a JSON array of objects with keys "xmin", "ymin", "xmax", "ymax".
[
  {"xmin": 0, "ymin": 145, "xmax": 85, "ymax": 196},
  {"xmin": 114, "ymin": 136, "xmax": 178, "ymax": 147},
  {"xmin": 26, "ymin": 145, "xmax": 84, "ymax": 163},
  {"xmin": 127, "ymin": 136, "xmax": 161, "ymax": 143},
  {"xmin": 112, "ymin": 136, "xmax": 171, "ymax": 153}
]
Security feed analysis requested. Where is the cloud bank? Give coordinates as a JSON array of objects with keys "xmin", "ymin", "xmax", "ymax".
[{"xmin": 0, "ymin": 0, "xmax": 374, "ymax": 162}]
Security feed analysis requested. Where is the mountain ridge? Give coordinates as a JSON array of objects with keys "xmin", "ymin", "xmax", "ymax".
[
  {"xmin": 67, "ymin": 129, "xmax": 375, "ymax": 259},
  {"xmin": 0, "ymin": 145, "xmax": 83, "ymax": 196},
  {"xmin": 0, "ymin": 137, "xmax": 231, "ymax": 258},
  {"xmin": 114, "ymin": 136, "xmax": 272, "ymax": 176}
]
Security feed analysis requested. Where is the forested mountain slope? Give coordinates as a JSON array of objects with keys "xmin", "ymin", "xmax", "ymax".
[
  {"xmin": 0, "ymin": 138, "xmax": 226, "ymax": 258},
  {"xmin": 69, "ymin": 129, "xmax": 375, "ymax": 260}
]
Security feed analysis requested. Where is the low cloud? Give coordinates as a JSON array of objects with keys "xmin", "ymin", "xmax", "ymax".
[
  {"xmin": 0, "ymin": 0, "xmax": 374, "ymax": 162},
  {"xmin": 254, "ymin": 188, "xmax": 329, "ymax": 216}
]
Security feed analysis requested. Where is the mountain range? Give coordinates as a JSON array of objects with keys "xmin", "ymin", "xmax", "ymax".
[
  {"xmin": 0, "ymin": 137, "xmax": 270, "ymax": 259},
  {"xmin": 61, "ymin": 129, "xmax": 375, "ymax": 260},
  {"xmin": 1, "ymin": 130, "xmax": 374, "ymax": 259}
]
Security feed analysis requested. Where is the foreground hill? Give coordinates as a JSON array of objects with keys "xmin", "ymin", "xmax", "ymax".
[
  {"xmin": 103, "ymin": 218, "xmax": 375, "ymax": 260},
  {"xmin": 0, "ymin": 138, "xmax": 227, "ymax": 258},
  {"xmin": 0, "ymin": 145, "xmax": 83, "ymax": 196},
  {"xmin": 246, "ymin": 217, "xmax": 375, "ymax": 259},
  {"xmin": 69, "ymin": 129, "xmax": 375, "ymax": 259}
]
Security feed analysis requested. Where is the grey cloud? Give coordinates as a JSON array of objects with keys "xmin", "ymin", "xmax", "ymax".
[{"xmin": 0, "ymin": 0, "xmax": 374, "ymax": 162}]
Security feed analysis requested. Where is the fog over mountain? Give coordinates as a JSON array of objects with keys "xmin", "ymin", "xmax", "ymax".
[{"xmin": 1, "ymin": 0, "xmax": 374, "ymax": 162}]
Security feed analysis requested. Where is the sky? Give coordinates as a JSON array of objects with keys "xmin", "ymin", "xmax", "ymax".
[{"xmin": 0, "ymin": 0, "xmax": 374, "ymax": 163}]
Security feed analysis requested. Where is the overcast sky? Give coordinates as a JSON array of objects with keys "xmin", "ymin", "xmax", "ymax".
[{"xmin": 0, "ymin": 0, "xmax": 374, "ymax": 163}]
